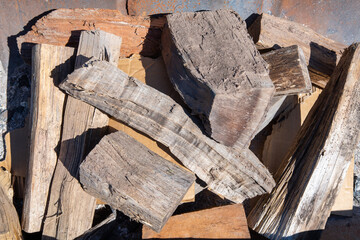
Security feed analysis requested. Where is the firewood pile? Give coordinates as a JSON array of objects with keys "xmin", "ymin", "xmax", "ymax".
[{"xmin": 1, "ymin": 8, "xmax": 359, "ymax": 240}]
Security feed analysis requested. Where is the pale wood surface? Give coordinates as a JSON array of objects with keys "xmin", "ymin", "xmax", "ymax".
[
  {"xmin": 113, "ymin": 54, "xmax": 195, "ymax": 203},
  {"xmin": 162, "ymin": 10, "xmax": 274, "ymax": 149},
  {"xmin": 59, "ymin": 60, "xmax": 275, "ymax": 203},
  {"xmin": 248, "ymin": 43, "xmax": 360, "ymax": 240},
  {"xmin": 262, "ymin": 45, "xmax": 312, "ymax": 96},
  {"xmin": 248, "ymin": 13, "xmax": 346, "ymax": 88},
  {"xmin": 42, "ymin": 31, "xmax": 121, "ymax": 240},
  {"xmin": 17, "ymin": 8, "xmax": 165, "ymax": 62},
  {"xmin": 22, "ymin": 44, "xmax": 76, "ymax": 233},
  {"xmin": 142, "ymin": 204, "xmax": 250, "ymax": 239},
  {"xmin": 80, "ymin": 131, "xmax": 195, "ymax": 232}
]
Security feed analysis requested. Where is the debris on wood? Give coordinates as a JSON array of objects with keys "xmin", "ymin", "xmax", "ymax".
[
  {"xmin": 248, "ymin": 13, "xmax": 346, "ymax": 88},
  {"xmin": 42, "ymin": 30, "xmax": 122, "ymax": 240},
  {"xmin": 59, "ymin": 60, "xmax": 276, "ymax": 203},
  {"xmin": 248, "ymin": 43, "xmax": 360, "ymax": 240},
  {"xmin": 162, "ymin": 9, "xmax": 274, "ymax": 149},
  {"xmin": 80, "ymin": 131, "xmax": 195, "ymax": 232},
  {"xmin": 22, "ymin": 44, "xmax": 76, "ymax": 233},
  {"xmin": 142, "ymin": 204, "xmax": 250, "ymax": 239}
]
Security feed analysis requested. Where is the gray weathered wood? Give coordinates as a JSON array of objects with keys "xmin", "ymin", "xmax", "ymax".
[
  {"xmin": 42, "ymin": 31, "xmax": 122, "ymax": 240},
  {"xmin": 59, "ymin": 60, "xmax": 275, "ymax": 203},
  {"xmin": 262, "ymin": 45, "xmax": 312, "ymax": 96},
  {"xmin": 162, "ymin": 9, "xmax": 274, "ymax": 149},
  {"xmin": 248, "ymin": 13, "xmax": 346, "ymax": 88},
  {"xmin": 248, "ymin": 43, "xmax": 360, "ymax": 240},
  {"xmin": 22, "ymin": 44, "xmax": 76, "ymax": 233},
  {"xmin": 75, "ymin": 213, "xmax": 116, "ymax": 240},
  {"xmin": 80, "ymin": 131, "xmax": 195, "ymax": 232}
]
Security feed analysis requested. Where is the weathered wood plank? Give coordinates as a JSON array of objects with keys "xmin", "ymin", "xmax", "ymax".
[
  {"xmin": 22, "ymin": 44, "xmax": 76, "ymax": 233},
  {"xmin": 248, "ymin": 13, "xmax": 346, "ymax": 88},
  {"xmin": 248, "ymin": 43, "xmax": 360, "ymax": 240},
  {"xmin": 162, "ymin": 9, "xmax": 274, "ymax": 149},
  {"xmin": 17, "ymin": 8, "xmax": 165, "ymax": 63},
  {"xmin": 80, "ymin": 131, "xmax": 195, "ymax": 232},
  {"xmin": 262, "ymin": 45, "xmax": 312, "ymax": 96},
  {"xmin": 0, "ymin": 171, "xmax": 22, "ymax": 240},
  {"xmin": 42, "ymin": 31, "xmax": 121, "ymax": 240},
  {"xmin": 59, "ymin": 60, "xmax": 275, "ymax": 203},
  {"xmin": 142, "ymin": 204, "xmax": 250, "ymax": 239}
]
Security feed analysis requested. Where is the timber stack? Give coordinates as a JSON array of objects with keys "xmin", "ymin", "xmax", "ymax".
[{"xmin": 2, "ymin": 7, "xmax": 356, "ymax": 240}]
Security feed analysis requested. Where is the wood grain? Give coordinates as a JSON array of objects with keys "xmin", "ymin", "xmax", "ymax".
[
  {"xmin": 22, "ymin": 44, "xmax": 76, "ymax": 233},
  {"xmin": 248, "ymin": 43, "xmax": 360, "ymax": 240},
  {"xmin": 248, "ymin": 13, "xmax": 346, "ymax": 88},
  {"xmin": 42, "ymin": 31, "xmax": 121, "ymax": 240},
  {"xmin": 59, "ymin": 60, "xmax": 275, "ymax": 203},
  {"xmin": 162, "ymin": 10, "xmax": 274, "ymax": 149},
  {"xmin": 142, "ymin": 204, "xmax": 250, "ymax": 239},
  {"xmin": 80, "ymin": 131, "xmax": 195, "ymax": 232},
  {"xmin": 17, "ymin": 8, "xmax": 165, "ymax": 63}
]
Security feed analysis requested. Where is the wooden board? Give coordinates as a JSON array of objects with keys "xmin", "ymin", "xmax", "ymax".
[
  {"xmin": 17, "ymin": 8, "xmax": 165, "ymax": 63},
  {"xmin": 162, "ymin": 10, "xmax": 274, "ymax": 149},
  {"xmin": 22, "ymin": 44, "xmax": 76, "ymax": 233},
  {"xmin": 42, "ymin": 31, "xmax": 121, "ymax": 240},
  {"xmin": 248, "ymin": 43, "xmax": 360, "ymax": 240},
  {"xmin": 262, "ymin": 45, "xmax": 312, "ymax": 96},
  {"xmin": 113, "ymin": 54, "xmax": 195, "ymax": 203},
  {"xmin": 142, "ymin": 204, "xmax": 250, "ymax": 239},
  {"xmin": 248, "ymin": 13, "xmax": 346, "ymax": 88},
  {"xmin": 80, "ymin": 131, "xmax": 195, "ymax": 232},
  {"xmin": 59, "ymin": 60, "xmax": 275, "ymax": 203}
]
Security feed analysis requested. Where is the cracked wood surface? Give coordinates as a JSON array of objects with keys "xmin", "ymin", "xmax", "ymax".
[
  {"xmin": 162, "ymin": 9, "xmax": 274, "ymax": 149},
  {"xmin": 22, "ymin": 44, "xmax": 76, "ymax": 233},
  {"xmin": 59, "ymin": 60, "xmax": 275, "ymax": 203},
  {"xmin": 42, "ymin": 30, "xmax": 121, "ymax": 240},
  {"xmin": 80, "ymin": 131, "xmax": 195, "ymax": 232},
  {"xmin": 248, "ymin": 43, "xmax": 360, "ymax": 240}
]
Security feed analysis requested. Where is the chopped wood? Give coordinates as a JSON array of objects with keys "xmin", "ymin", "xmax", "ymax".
[
  {"xmin": 42, "ymin": 30, "xmax": 121, "ymax": 240},
  {"xmin": 75, "ymin": 213, "xmax": 116, "ymax": 240},
  {"xmin": 248, "ymin": 13, "xmax": 346, "ymax": 88},
  {"xmin": 142, "ymin": 204, "xmax": 250, "ymax": 239},
  {"xmin": 0, "ymin": 181, "xmax": 22, "ymax": 240},
  {"xmin": 248, "ymin": 43, "xmax": 360, "ymax": 240},
  {"xmin": 80, "ymin": 131, "xmax": 195, "ymax": 232},
  {"xmin": 17, "ymin": 8, "xmax": 164, "ymax": 63},
  {"xmin": 59, "ymin": 60, "xmax": 275, "ymax": 203},
  {"xmin": 162, "ymin": 9, "xmax": 274, "ymax": 149},
  {"xmin": 22, "ymin": 44, "xmax": 76, "ymax": 233},
  {"xmin": 262, "ymin": 45, "xmax": 312, "ymax": 96}
]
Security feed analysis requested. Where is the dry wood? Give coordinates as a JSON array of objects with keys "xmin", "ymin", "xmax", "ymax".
[
  {"xmin": 59, "ymin": 60, "xmax": 275, "ymax": 203},
  {"xmin": 42, "ymin": 31, "xmax": 121, "ymax": 240},
  {"xmin": 80, "ymin": 131, "xmax": 195, "ymax": 232},
  {"xmin": 17, "ymin": 8, "xmax": 165, "ymax": 63},
  {"xmin": 142, "ymin": 204, "xmax": 250, "ymax": 239},
  {"xmin": 0, "ymin": 179, "xmax": 22, "ymax": 239},
  {"xmin": 248, "ymin": 43, "xmax": 360, "ymax": 240},
  {"xmin": 162, "ymin": 9, "xmax": 274, "ymax": 149},
  {"xmin": 248, "ymin": 13, "xmax": 346, "ymax": 88},
  {"xmin": 263, "ymin": 45, "xmax": 312, "ymax": 96},
  {"xmin": 75, "ymin": 213, "xmax": 116, "ymax": 240},
  {"xmin": 22, "ymin": 44, "xmax": 75, "ymax": 233}
]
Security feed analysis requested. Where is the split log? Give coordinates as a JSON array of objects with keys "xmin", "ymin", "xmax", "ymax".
[
  {"xmin": 263, "ymin": 45, "xmax": 312, "ymax": 96},
  {"xmin": 75, "ymin": 213, "xmax": 116, "ymax": 240},
  {"xmin": 0, "ymin": 186, "xmax": 22, "ymax": 240},
  {"xmin": 248, "ymin": 43, "xmax": 360, "ymax": 240},
  {"xmin": 162, "ymin": 9, "xmax": 274, "ymax": 149},
  {"xmin": 80, "ymin": 131, "xmax": 195, "ymax": 232},
  {"xmin": 17, "ymin": 8, "xmax": 164, "ymax": 63},
  {"xmin": 59, "ymin": 60, "xmax": 275, "ymax": 203},
  {"xmin": 142, "ymin": 204, "xmax": 250, "ymax": 239},
  {"xmin": 22, "ymin": 44, "xmax": 76, "ymax": 233},
  {"xmin": 42, "ymin": 31, "xmax": 121, "ymax": 240},
  {"xmin": 248, "ymin": 13, "xmax": 346, "ymax": 88}
]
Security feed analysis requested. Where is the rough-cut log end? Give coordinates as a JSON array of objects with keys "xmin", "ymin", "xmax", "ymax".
[{"xmin": 162, "ymin": 9, "xmax": 274, "ymax": 149}]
